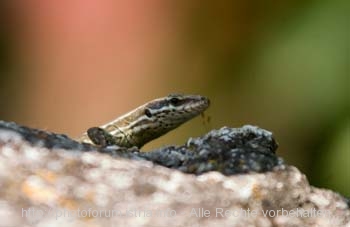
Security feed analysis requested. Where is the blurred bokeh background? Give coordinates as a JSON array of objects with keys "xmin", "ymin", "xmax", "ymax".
[{"xmin": 1, "ymin": 1, "xmax": 348, "ymax": 196}]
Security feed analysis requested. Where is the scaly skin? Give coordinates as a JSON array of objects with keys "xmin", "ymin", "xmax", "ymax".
[{"xmin": 78, "ymin": 94, "xmax": 210, "ymax": 148}]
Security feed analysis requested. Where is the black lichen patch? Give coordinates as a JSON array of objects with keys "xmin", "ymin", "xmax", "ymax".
[
  {"xmin": 0, "ymin": 121, "xmax": 93, "ymax": 151},
  {"xmin": 0, "ymin": 121, "xmax": 283, "ymax": 175},
  {"xmin": 139, "ymin": 126, "xmax": 283, "ymax": 175}
]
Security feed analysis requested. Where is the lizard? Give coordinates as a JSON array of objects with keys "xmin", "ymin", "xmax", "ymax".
[{"xmin": 78, "ymin": 94, "xmax": 210, "ymax": 148}]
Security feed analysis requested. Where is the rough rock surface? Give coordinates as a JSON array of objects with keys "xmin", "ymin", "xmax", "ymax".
[
  {"xmin": 0, "ymin": 121, "xmax": 348, "ymax": 227},
  {"xmin": 0, "ymin": 121, "xmax": 283, "ymax": 175}
]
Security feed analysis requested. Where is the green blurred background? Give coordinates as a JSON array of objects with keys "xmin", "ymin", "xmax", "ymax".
[{"xmin": 1, "ymin": 1, "xmax": 348, "ymax": 196}]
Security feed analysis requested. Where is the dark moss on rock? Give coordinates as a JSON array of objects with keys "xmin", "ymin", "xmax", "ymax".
[{"xmin": 0, "ymin": 121, "xmax": 283, "ymax": 175}]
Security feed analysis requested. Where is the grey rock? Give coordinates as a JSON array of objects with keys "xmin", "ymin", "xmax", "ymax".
[
  {"xmin": 0, "ymin": 121, "xmax": 283, "ymax": 175},
  {"xmin": 0, "ymin": 121, "xmax": 348, "ymax": 226}
]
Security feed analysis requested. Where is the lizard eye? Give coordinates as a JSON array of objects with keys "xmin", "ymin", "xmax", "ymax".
[
  {"xmin": 145, "ymin": 108, "xmax": 152, "ymax": 118},
  {"xmin": 169, "ymin": 97, "xmax": 180, "ymax": 106}
]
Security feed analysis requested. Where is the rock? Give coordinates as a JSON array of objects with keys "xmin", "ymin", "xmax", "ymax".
[
  {"xmin": 0, "ymin": 121, "xmax": 348, "ymax": 226},
  {"xmin": 0, "ymin": 121, "xmax": 283, "ymax": 175}
]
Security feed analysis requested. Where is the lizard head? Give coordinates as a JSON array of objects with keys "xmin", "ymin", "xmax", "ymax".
[{"xmin": 130, "ymin": 94, "xmax": 210, "ymax": 147}]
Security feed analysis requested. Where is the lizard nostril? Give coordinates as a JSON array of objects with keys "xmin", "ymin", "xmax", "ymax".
[
  {"xmin": 201, "ymin": 96, "xmax": 210, "ymax": 105},
  {"xmin": 206, "ymin": 98, "xmax": 210, "ymax": 105}
]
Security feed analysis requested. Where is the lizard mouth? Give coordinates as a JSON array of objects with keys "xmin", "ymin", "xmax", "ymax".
[{"xmin": 189, "ymin": 95, "xmax": 210, "ymax": 113}]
